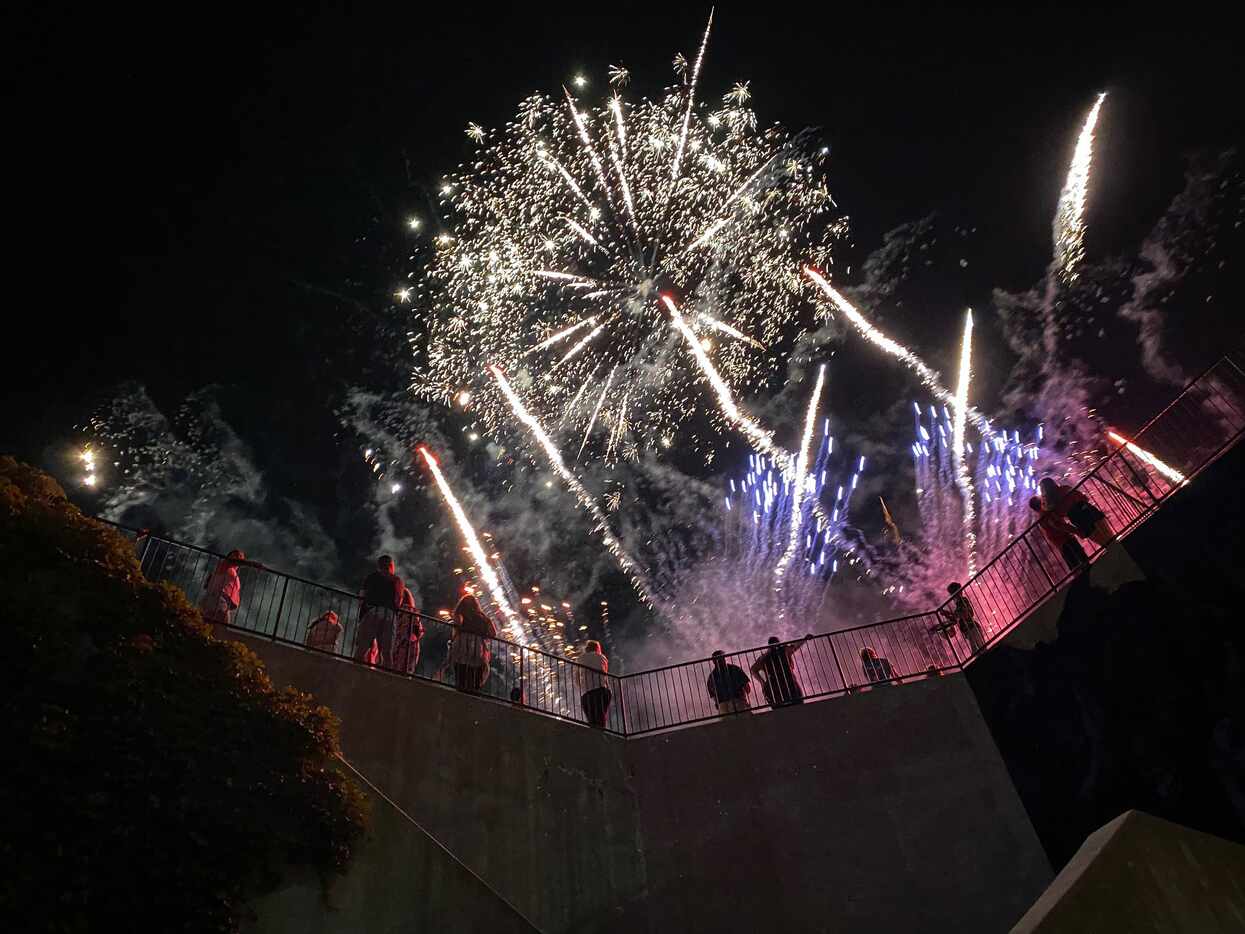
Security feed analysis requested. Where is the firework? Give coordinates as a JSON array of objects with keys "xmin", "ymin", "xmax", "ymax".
[
  {"xmin": 1053, "ymin": 92, "xmax": 1107, "ymax": 284},
  {"xmin": 411, "ymin": 17, "xmax": 842, "ymax": 461},
  {"xmin": 776, "ymin": 364, "xmax": 826, "ymax": 580},
  {"xmin": 488, "ymin": 365, "xmax": 655, "ymax": 604},
  {"xmin": 418, "ymin": 446, "xmax": 524, "ymax": 638},
  {"xmin": 952, "ymin": 310, "xmax": 977, "ymax": 575},
  {"xmin": 1106, "ymin": 430, "xmax": 1186, "ymax": 484},
  {"xmin": 802, "ymin": 266, "xmax": 995, "ymax": 437}
]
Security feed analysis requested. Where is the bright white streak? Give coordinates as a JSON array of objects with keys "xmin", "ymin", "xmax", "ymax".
[
  {"xmin": 953, "ymin": 309, "xmax": 977, "ymax": 575},
  {"xmin": 671, "ymin": 9, "xmax": 714, "ymax": 180},
  {"xmin": 534, "ymin": 269, "xmax": 594, "ymax": 284},
  {"xmin": 1054, "ymin": 92, "xmax": 1107, "ymax": 284},
  {"xmin": 607, "ymin": 389, "xmax": 630, "ymax": 459},
  {"xmin": 697, "ymin": 312, "xmax": 764, "ymax": 348},
  {"xmin": 564, "ymin": 89, "xmax": 615, "ymax": 209},
  {"xmin": 418, "ymin": 446, "xmax": 522, "ymax": 637},
  {"xmin": 578, "ymin": 367, "xmax": 617, "ymax": 462},
  {"xmin": 604, "ymin": 104, "xmax": 638, "ymax": 231},
  {"xmin": 565, "ymin": 217, "xmax": 599, "ymax": 247},
  {"xmin": 526, "ymin": 316, "xmax": 597, "ymax": 355},
  {"xmin": 685, "ymin": 218, "xmax": 729, "ymax": 252},
  {"xmin": 776, "ymin": 364, "xmax": 825, "ymax": 580},
  {"xmin": 489, "ymin": 365, "xmax": 654, "ymax": 605},
  {"xmin": 663, "ymin": 294, "xmax": 787, "ymax": 467},
  {"xmin": 550, "ymin": 321, "xmax": 606, "ymax": 371},
  {"xmin": 610, "ymin": 95, "xmax": 627, "ymax": 153},
  {"xmin": 803, "ymin": 266, "xmax": 994, "ymax": 436},
  {"xmin": 1106, "ymin": 430, "xmax": 1187, "ymax": 484},
  {"xmin": 681, "ymin": 151, "xmax": 783, "ymax": 253},
  {"xmin": 538, "ymin": 147, "xmax": 596, "ymax": 213}
]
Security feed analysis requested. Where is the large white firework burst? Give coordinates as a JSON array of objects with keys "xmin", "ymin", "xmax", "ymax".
[{"xmin": 410, "ymin": 17, "xmax": 844, "ymax": 462}]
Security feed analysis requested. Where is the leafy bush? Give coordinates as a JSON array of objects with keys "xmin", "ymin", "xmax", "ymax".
[{"xmin": 0, "ymin": 458, "xmax": 367, "ymax": 932}]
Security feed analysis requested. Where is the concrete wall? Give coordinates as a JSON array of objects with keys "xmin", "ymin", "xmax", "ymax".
[
  {"xmin": 239, "ymin": 633, "xmax": 1050, "ymax": 933},
  {"xmin": 247, "ymin": 783, "xmax": 540, "ymax": 934}
]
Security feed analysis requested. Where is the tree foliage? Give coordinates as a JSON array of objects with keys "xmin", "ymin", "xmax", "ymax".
[{"xmin": 0, "ymin": 458, "xmax": 367, "ymax": 932}]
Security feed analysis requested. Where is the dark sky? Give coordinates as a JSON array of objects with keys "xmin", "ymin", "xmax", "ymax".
[{"xmin": 8, "ymin": 2, "xmax": 1241, "ymax": 466}]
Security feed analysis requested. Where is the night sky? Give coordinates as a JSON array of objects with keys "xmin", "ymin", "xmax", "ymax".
[{"xmin": 6, "ymin": 4, "xmax": 1241, "ymax": 619}]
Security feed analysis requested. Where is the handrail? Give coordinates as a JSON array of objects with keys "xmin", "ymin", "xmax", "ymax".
[{"xmin": 101, "ymin": 348, "xmax": 1245, "ymax": 736}]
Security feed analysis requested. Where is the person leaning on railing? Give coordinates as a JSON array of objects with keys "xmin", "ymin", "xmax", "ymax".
[
  {"xmin": 1029, "ymin": 496, "xmax": 1089, "ymax": 571},
  {"xmin": 305, "ymin": 610, "xmax": 343, "ymax": 652},
  {"xmin": 707, "ymin": 650, "xmax": 753, "ymax": 716},
  {"xmin": 1039, "ymin": 477, "xmax": 1113, "ymax": 547},
  {"xmin": 579, "ymin": 640, "xmax": 612, "ymax": 728},
  {"xmin": 447, "ymin": 594, "xmax": 497, "ymax": 692},
  {"xmin": 392, "ymin": 587, "xmax": 425, "ymax": 675},
  {"xmin": 199, "ymin": 549, "xmax": 264, "ymax": 629},
  {"xmin": 859, "ymin": 647, "xmax": 895, "ymax": 685},
  {"xmin": 356, "ymin": 555, "xmax": 405, "ymax": 668},
  {"xmin": 750, "ymin": 635, "xmax": 812, "ymax": 707},
  {"xmin": 931, "ymin": 582, "xmax": 985, "ymax": 654}
]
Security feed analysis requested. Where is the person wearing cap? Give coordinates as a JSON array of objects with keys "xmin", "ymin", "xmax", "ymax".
[
  {"xmin": 305, "ymin": 610, "xmax": 343, "ymax": 653},
  {"xmin": 750, "ymin": 634, "xmax": 813, "ymax": 707},
  {"xmin": 356, "ymin": 555, "xmax": 405, "ymax": 667},
  {"xmin": 707, "ymin": 650, "xmax": 753, "ymax": 716}
]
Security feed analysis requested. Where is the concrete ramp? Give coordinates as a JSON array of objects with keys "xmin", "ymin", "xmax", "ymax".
[{"xmin": 1011, "ymin": 810, "xmax": 1245, "ymax": 933}]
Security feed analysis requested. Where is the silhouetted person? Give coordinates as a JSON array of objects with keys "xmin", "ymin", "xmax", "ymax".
[
  {"xmin": 1030, "ymin": 496, "xmax": 1089, "ymax": 571},
  {"xmin": 199, "ymin": 549, "xmax": 262, "ymax": 629},
  {"xmin": 860, "ymin": 647, "xmax": 895, "ymax": 684},
  {"xmin": 1040, "ymin": 477, "xmax": 1112, "ymax": 546},
  {"xmin": 579, "ymin": 640, "xmax": 612, "ymax": 729},
  {"xmin": 707, "ymin": 650, "xmax": 753, "ymax": 716},
  {"xmin": 356, "ymin": 555, "xmax": 404, "ymax": 667},
  {"xmin": 933, "ymin": 582, "xmax": 986, "ymax": 654},
  {"xmin": 750, "ymin": 635, "xmax": 812, "ymax": 707},
  {"xmin": 448, "ymin": 593, "xmax": 497, "ymax": 692},
  {"xmin": 305, "ymin": 610, "xmax": 343, "ymax": 653},
  {"xmin": 392, "ymin": 586, "xmax": 425, "ymax": 675}
]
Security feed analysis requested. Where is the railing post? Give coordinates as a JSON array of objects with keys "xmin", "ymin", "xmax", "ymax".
[
  {"xmin": 1116, "ymin": 447, "xmax": 1160, "ymax": 505},
  {"xmin": 825, "ymin": 636, "xmax": 848, "ymax": 692},
  {"xmin": 271, "ymin": 578, "xmax": 288, "ymax": 640},
  {"xmin": 1022, "ymin": 534, "xmax": 1058, "ymax": 593}
]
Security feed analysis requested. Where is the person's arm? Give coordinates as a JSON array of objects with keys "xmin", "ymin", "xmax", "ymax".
[
  {"xmin": 749, "ymin": 656, "xmax": 765, "ymax": 677},
  {"xmin": 788, "ymin": 634, "xmax": 814, "ymax": 658}
]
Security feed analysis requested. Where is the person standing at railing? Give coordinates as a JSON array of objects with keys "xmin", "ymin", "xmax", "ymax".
[
  {"xmin": 707, "ymin": 650, "xmax": 753, "ymax": 716},
  {"xmin": 305, "ymin": 610, "xmax": 343, "ymax": 652},
  {"xmin": 356, "ymin": 555, "xmax": 405, "ymax": 668},
  {"xmin": 448, "ymin": 593, "xmax": 497, "ymax": 692},
  {"xmin": 1029, "ymin": 497, "xmax": 1089, "ymax": 571},
  {"xmin": 750, "ymin": 635, "xmax": 812, "ymax": 707},
  {"xmin": 579, "ymin": 640, "xmax": 612, "ymax": 729},
  {"xmin": 1040, "ymin": 477, "xmax": 1112, "ymax": 547},
  {"xmin": 860, "ymin": 647, "xmax": 896, "ymax": 684},
  {"xmin": 931, "ymin": 582, "xmax": 986, "ymax": 654},
  {"xmin": 199, "ymin": 549, "xmax": 263, "ymax": 630},
  {"xmin": 392, "ymin": 587, "xmax": 425, "ymax": 675}
]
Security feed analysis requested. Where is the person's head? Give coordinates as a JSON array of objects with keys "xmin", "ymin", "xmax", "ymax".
[
  {"xmin": 767, "ymin": 636, "xmax": 780, "ymax": 645},
  {"xmin": 454, "ymin": 593, "xmax": 484, "ymax": 624},
  {"xmin": 947, "ymin": 582, "xmax": 962, "ymax": 595},
  {"xmin": 377, "ymin": 555, "xmax": 395, "ymax": 573},
  {"xmin": 226, "ymin": 549, "xmax": 245, "ymax": 561},
  {"xmin": 1039, "ymin": 477, "xmax": 1059, "ymax": 501},
  {"xmin": 1028, "ymin": 496, "xmax": 1042, "ymax": 513},
  {"xmin": 711, "ymin": 649, "xmax": 727, "ymax": 668},
  {"xmin": 321, "ymin": 610, "xmax": 339, "ymax": 625},
  {"xmin": 585, "ymin": 639, "xmax": 602, "ymax": 655},
  {"xmin": 861, "ymin": 647, "xmax": 877, "ymax": 661}
]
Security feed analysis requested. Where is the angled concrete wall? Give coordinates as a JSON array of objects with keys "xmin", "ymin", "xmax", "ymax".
[{"xmin": 240, "ymin": 634, "xmax": 1049, "ymax": 933}]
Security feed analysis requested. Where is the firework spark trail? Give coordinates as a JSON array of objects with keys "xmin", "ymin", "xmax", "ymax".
[
  {"xmin": 565, "ymin": 218, "xmax": 601, "ymax": 248},
  {"xmin": 578, "ymin": 367, "xmax": 617, "ymax": 462},
  {"xmin": 536, "ymin": 146, "xmax": 597, "ymax": 214},
  {"xmin": 803, "ymin": 266, "xmax": 994, "ymax": 436},
  {"xmin": 1053, "ymin": 92, "xmax": 1107, "ymax": 285},
  {"xmin": 663, "ymin": 295, "xmax": 786, "ymax": 465},
  {"xmin": 671, "ymin": 9, "xmax": 714, "ymax": 181},
  {"xmin": 418, "ymin": 446, "xmax": 523, "ymax": 638},
  {"xmin": 608, "ymin": 389, "xmax": 630, "ymax": 459},
  {"xmin": 564, "ymin": 89, "xmax": 618, "ymax": 215},
  {"xmin": 526, "ymin": 317, "xmax": 598, "ymax": 355},
  {"xmin": 682, "ymin": 149, "xmax": 785, "ymax": 253},
  {"xmin": 1106, "ymin": 430, "xmax": 1187, "ymax": 484},
  {"xmin": 776, "ymin": 364, "xmax": 826, "ymax": 581},
  {"xmin": 953, "ymin": 310, "xmax": 977, "ymax": 575},
  {"xmin": 489, "ymin": 365, "xmax": 655, "ymax": 604},
  {"xmin": 605, "ymin": 96, "xmax": 638, "ymax": 230},
  {"xmin": 551, "ymin": 321, "xmax": 608, "ymax": 371},
  {"xmin": 697, "ymin": 312, "xmax": 764, "ymax": 348}
]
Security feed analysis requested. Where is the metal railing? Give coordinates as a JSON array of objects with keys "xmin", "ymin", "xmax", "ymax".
[
  {"xmin": 107, "ymin": 349, "xmax": 1245, "ymax": 736},
  {"xmin": 120, "ymin": 530, "xmax": 627, "ymax": 735}
]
